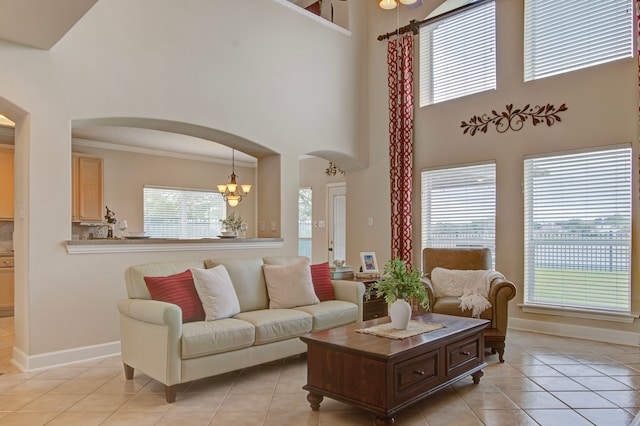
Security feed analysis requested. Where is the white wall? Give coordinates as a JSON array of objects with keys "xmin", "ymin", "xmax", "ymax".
[
  {"xmin": 348, "ymin": 0, "xmax": 639, "ymax": 344},
  {"xmin": 0, "ymin": 0, "xmax": 368, "ymax": 369}
]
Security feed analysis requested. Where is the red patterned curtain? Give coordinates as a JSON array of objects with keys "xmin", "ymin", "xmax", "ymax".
[{"xmin": 387, "ymin": 34, "xmax": 414, "ymax": 264}]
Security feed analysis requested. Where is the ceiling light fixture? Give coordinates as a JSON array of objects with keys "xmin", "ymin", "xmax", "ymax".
[
  {"xmin": 217, "ymin": 149, "xmax": 251, "ymax": 207},
  {"xmin": 325, "ymin": 161, "xmax": 345, "ymax": 176},
  {"xmin": 379, "ymin": 0, "xmax": 417, "ymax": 9}
]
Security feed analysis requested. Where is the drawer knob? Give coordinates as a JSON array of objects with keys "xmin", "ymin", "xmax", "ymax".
[
  {"xmin": 460, "ymin": 351, "xmax": 471, "ymax": 356},
  {"xmin": 414, "ymin": 370, "xmax": 425, "ymax": 376}
]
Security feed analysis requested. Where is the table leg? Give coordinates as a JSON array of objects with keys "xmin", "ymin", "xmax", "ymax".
[
  {"xmin": 374, "ymin": 415, "xmax": 395, "ymax": 425},
  {"xmin": 306, "ymin": 392, "xmax": 323, "ymax": 411},
  {"xmin": 471, "ymin": 369, "xmax": 484, "ymax": 384}
]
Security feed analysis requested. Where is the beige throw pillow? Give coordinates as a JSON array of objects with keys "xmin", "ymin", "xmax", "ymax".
[
  {"xmin": 191, "ymin": 266, "xmax": 241, "ymax": 320},
  {"xmin": 263, "ymin": 260, "xmax": 320, "ymax": 309}
]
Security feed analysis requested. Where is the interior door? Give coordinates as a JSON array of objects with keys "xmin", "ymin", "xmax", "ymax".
[{"xmin": 327, "ymin": 183, "xmax": 346, "ymax": 264}]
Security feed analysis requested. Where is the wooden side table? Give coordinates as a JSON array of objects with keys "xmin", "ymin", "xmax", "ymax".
[{"xmin": 359, "ymin": 279, "xmax": 388, "ymax": 321}]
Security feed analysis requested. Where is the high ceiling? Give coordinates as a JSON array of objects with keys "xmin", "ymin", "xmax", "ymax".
[
  {"xmin": 0, "ymin": 0, "xmax": 98, "ymax": 50},
  {"xmin": 0, "ymin": 0, "xmax": 256, "ymax": 164}
]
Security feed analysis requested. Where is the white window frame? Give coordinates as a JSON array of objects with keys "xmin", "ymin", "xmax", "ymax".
[
  {"xmin": 522, "ymin": 146, "xmax": 634, "ymax": 323},
  {"xmin": 419, "ymin": 0, "xmax": 496, "ymax": 107},
  {"xmin": 524, "ymin": 0, "xmax": 634, "ymax": 81},
  {"xmin": 298, "ymin": 187, "xmax": 312, "ymax": 258},
  {"xmin": 421, "ymin": 161, "xmax": 496, "ymax": 269},
  {"xmin": 143, "ymin": 185, "xmax": 226, "ymax": 239}
]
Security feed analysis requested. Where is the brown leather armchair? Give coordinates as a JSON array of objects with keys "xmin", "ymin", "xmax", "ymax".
[{"xmin": 421, "ymin": 248, "xmax": 516, "ymax": 362}]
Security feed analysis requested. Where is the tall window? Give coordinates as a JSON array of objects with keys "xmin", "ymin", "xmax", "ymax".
[
  {"xmin": 143, "ymin": 186, "xmax": 226, "ymax": 239},
  {"xmin": 523, "ymin": 146, "xmax": 632, "ymax": 313},
  {"xmin": 421, "ymin": 162, "xmax": 496, "ymax": 267},
  {"xmin": 524, "ymin": 0, "xmax": 633, "ymax": 81},
  {"xmin": 298, "ymin": 188, "xmax": 312, "ymax": 258},
  {"xmin": 419, "ymin": 0, "xmax": 496, "ymax": 107}
]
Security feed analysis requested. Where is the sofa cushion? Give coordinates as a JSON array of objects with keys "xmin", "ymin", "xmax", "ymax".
[
  {"xmin": 204, "ymin": 258, "xmax": 268, "ymax": 312},
  {"xmin": 432, "ymin": 296, "xmax": 492, "ymax": 320},
  {"xmin": 181, "ymin": 318, "xmax": 255, "ymax": 360},
  {"xmin": 144, "ymin": 270, "xmax": 205, "ymax": 323},
  {"xmin": 191, "ymin": 266, "xmax": 241, "ymax": 321},
  {"xmin": 310, "ymin": 262, "xmax": 335, "ymax": 301},
  {"xmin": 263, "ymin": 260, "xmax": 320, "ymax": 309},
  {"xmin": 292, "ymin": 300, "xmax": 358, "ymax": 332},
  {"xmin": 234, "ymin": 309, "xmax": 312, "ymax": 345},
  {"xmin": 126, "ymin": 260, "xmax": 205, "ymax": 299}
]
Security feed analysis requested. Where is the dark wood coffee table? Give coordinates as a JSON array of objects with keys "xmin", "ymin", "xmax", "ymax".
[{"xmin": 301, "ymin": 313, "xmax": 489, "ymax": 425}]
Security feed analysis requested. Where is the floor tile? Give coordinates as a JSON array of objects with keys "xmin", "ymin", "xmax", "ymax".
[
  {"xmin": 473, "ymin": 408, "xmax": 538, "ymax": 426},
  {"xmin": 575, "ymin": 408, "xmax": 635, "ymax": 426},
  {"xmin": 46, "ymin": 411, "xmax": 111, "ymax": 425},
  {"xmin": 530, "ymin": 376, "xmax": 589, "ymax": 391},
  {"xmin": 572, "ymin": 376, "xmax": 633, "ymax": 391},
  {"xmin": 550, "ymin": 391, "xmax": 617, "ymax": 409},
  {"xmin": 505, "ymin": 391, "xmax": 567, "ymax": 409},
  {"xmin": 525, "ymin": 408, "xmax": 593, "ymax": 425},
  {"xmin": 597, "ymin": 390, "xmax": 640, "ymax": 408}
]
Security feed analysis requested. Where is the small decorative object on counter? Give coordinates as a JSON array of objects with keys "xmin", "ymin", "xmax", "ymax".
[
  {"xmin": 220, "ymin": 212, "xmax": 243, "ymax": 237},
  {"xmin": 104, "ymin": 206, "xmax": 117, "ymax": 238}
]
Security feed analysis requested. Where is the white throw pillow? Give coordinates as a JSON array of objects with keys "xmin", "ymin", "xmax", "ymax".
[
  {"xmin": 263, "ymin": 260, "xmax": 320, "ymax": 309},
  {"xmin": 191, "ymin": 265, "xmax": 241, "ymax": 320}
]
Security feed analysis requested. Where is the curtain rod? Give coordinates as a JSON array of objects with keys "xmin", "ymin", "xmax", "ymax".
[
  {"xmin": 376, "ymin": 0, "xmax": 492, "ymax": 41},
  {"xmin": 377, "ymin": 19, "xmax": 419, "ymax": 41}
]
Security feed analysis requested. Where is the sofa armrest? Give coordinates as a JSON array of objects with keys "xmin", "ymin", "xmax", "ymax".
[
  {"xmin": 421, "ymin": 277, "xmax": 435, "ymax": 312},
  {"xmin": 118, "ymin": 298, "xmax": 183, "ymax": 327},
  {"xmin": 488, "ymin": 277, "xmax": 517, "ymax": 334},
  {"xmin": 331, "ymin": 280, "xmax": 366, "ymax": 321},
  {"xmin": 117, "ymin": 299, "xmax": 183, "ymax": 386}
]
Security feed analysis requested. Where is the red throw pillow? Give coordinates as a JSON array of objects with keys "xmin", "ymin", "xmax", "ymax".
[
  {"xmin": 144, "ymin": 270, "xmax": 205, "ymax": 323},
  {"xmin": 310, "ymin": 262, "xmax": 335, "ymax": 301}
]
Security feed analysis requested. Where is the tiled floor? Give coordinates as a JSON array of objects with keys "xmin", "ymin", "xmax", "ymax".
[{"xmin": 0, "ymin": 315, "xmax": 639, "ymax": 425}]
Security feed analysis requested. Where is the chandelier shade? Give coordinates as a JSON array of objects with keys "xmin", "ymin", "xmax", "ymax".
[
  {"xmin": 218, "ymin": 149, "xmax": 251, "ymax": 207},
  {"xmin": 379, "ymin": 0, "xmax": 417, "ymax": 9}
]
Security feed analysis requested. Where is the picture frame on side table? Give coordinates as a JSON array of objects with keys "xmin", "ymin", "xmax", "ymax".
[{"xmin": 359, "ymin": 252, "xmax": 379, "ymax": 274}]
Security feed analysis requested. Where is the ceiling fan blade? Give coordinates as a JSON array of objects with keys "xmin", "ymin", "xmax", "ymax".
[{"xmin": 408, "ymin": 0, "xmax": 424, "ymax": 10}]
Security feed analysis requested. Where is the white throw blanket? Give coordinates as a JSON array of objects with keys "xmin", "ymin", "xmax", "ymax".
[{"xmin": 430, "ymin": 267, "xmax": 504, "ymax": 318}]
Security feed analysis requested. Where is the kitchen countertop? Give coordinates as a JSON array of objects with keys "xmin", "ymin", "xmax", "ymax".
[{"xmin": 65, "ymin": 237, "xmax": 284, "ymax": 254}]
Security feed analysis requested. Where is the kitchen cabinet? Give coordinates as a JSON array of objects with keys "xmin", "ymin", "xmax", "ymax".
[
  {"xmin": 72, "ymin": 155, "xmax": 103, "ymax": 222},
  {"xmin": 0, "ymin": 148, "xmax": 14, "ymax": 219},
  {"xmin": 0, "ymin": 259, "xmax": 14, "ymax": 317}
]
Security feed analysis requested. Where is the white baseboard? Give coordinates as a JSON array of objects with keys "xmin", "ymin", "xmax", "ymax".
[
  {"xmin": 509, "ymin": 317, "xmax": 640, "ymax": 347},
  {"xmin": 12, "ymin": 341, "xmax": 121, "ymax": 372}
]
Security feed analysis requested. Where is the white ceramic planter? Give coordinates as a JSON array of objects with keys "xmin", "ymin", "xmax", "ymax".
[{"xmin": 389, "ymin": 299, "xmax": 412, "ymax": 330}]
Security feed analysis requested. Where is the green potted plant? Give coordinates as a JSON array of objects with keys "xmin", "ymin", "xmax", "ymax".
[
  {"xmin": 220, "ymin": 212, "xmax": 243, "ymax": 237},
  {"xmin": 365, "ymin": 258, "xmax": 429, "ymax": 329}
]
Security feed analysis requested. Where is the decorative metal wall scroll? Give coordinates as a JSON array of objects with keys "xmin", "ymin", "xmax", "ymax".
[{"xmin": 461, "ymin": 103, "xmax": 568, "ymax": 136}]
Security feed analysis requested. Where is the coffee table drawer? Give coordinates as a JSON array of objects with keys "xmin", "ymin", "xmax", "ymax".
[
  {"xmin": 394, "ymin": 348, "xmax": 439, "ymax": 399},
  {"xmin": 446, "ymin": 335, "xmax": 481, "ymax": 375}
]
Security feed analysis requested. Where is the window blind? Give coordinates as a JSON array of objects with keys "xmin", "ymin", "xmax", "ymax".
[
  {"xmin": 298, "ymin": 188, "xmax": 312, "ymax": 258},
  {"xmin": 524, "ymin": 0, "xmax": 633, "ymax": 81},
  {"xmin": 143, "ymin": 186, "xmax": 226, "ymax": 239},
  {"xmin": 421, "ymin": 162, "xmax": 496, "ymax": 267},
  {"xmin": 419, "ymin": 1, "xmax": 496, "ymax": 107},
  {"xmin": 523, "ymin": 146, "xmax": 632, "ymax": 312}
]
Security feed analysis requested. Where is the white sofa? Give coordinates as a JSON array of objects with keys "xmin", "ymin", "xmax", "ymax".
[{"xmin": 117, "ymin": 256, "xmax": 365, "ymax": 402}]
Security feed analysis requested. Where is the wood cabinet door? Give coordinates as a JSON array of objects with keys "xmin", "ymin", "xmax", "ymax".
[
  {"xmin": 75, "ymin": 156, "xmax": 103, "ymax": 222},
  {"xmin": 0, "ymin": 149, "xmax": 14, "ymax": 219}
]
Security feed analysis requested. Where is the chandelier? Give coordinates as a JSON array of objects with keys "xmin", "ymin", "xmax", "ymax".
[
  {"xmin": 217, "ymin": 149, "xmax": 251, "ymax": 207},
  {"xmin": 325, "ymin": 161, "xmax": 345, "ymax": 176},
  {"xmin": 379, "ymin": 0, "xmax": 417, "ymax": 10}
]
